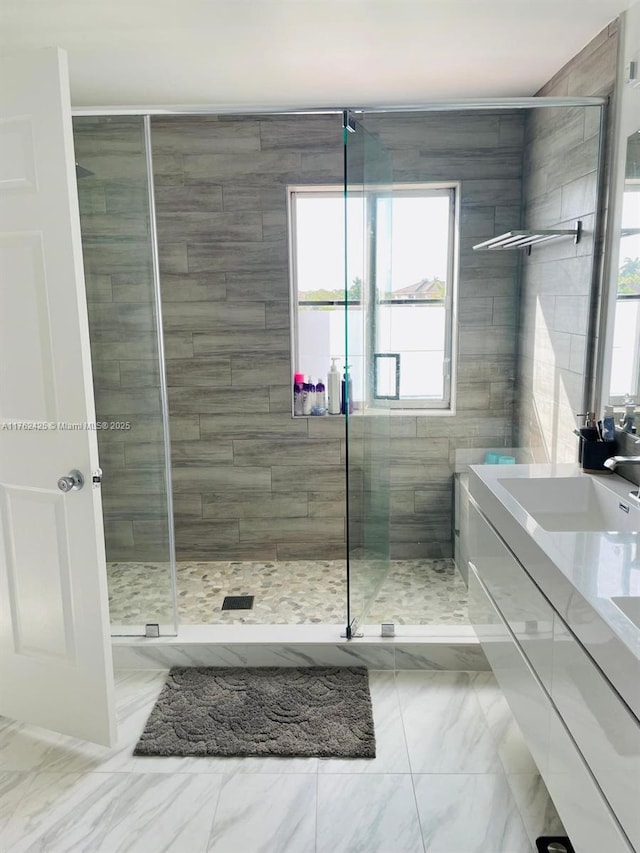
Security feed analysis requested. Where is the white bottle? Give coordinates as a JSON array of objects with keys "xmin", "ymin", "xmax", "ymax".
[
  {"xmin": 602, "ymin": 405, "xmax": 615, "ymax": 441},
  {"xmin": 622, "ymin": 403, "xmax": 636, "ymax": 434},
  {"xmin": 327, "ymin": 358, "xmax": 341, "ymax": 415}
]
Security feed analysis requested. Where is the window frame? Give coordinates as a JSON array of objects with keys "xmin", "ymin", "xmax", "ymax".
[
  {"xmin": 288, "ymin": 182, "xmax": 459, "ymax": 414},
  {"xmin": 608, "ymin": 292, "xmax": 640, "ymax": 405}
]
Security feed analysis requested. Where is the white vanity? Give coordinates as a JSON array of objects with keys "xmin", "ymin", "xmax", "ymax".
[{"xmin": 465, "ymin": 463, "xmax": 640, "ymax": 853}]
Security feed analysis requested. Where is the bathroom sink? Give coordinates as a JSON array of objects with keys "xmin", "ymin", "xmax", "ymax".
[
  {"xmin": 497, "ymin": 476, "xmax": 640, "ymax": 533},
  {"xmin": 611, "ymin": 597, "xmax": 640, "ymax": 631}
]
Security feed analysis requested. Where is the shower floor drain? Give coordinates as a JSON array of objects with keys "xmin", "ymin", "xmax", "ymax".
[{"xmin": 221, "ymin": 595, "xmax": 255, "ymax": 611}]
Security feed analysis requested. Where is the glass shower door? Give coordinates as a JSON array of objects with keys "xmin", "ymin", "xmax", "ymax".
[
  {"xmin": 344, "ymin": 112, "xmax": 393, "ymax": 637},
  {"xmin": 73, "ymin": 115, "xmax": 178, "ymax": 636}
]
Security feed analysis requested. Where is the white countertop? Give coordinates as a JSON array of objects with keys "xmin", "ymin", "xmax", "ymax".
[{"xmin": 468, "ymin": 462, "xmax": 640, "ymax": 717}]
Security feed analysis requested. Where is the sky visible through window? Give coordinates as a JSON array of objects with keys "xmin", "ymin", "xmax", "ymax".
[
  {"xmin": 379, "ymin": 195, "xmax": 450, "ymax": 292},
  {"xmin": 295, "ymin": 193, "xmax": 450, "ymax": 294}
]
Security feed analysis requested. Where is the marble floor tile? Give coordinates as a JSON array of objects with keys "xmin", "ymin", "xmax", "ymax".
[
  {"xmin": 1, "ymin": 771, "xmax": 127, "ymax": 853},
  {"xmin": 0, "ymin": 716, "xmax": 103, "ymax": 774},
  {"xmin": 471, "ymin": 672, "xmax": 539, "ymax": 775},
  {"xmin": 0, "ymin": 771, "xmax": 31, "ymax": 824},
  {"xmin": 0, "ymin": 684, "xmax": 255, "ymax": 780},
  {"xmin": 113, "ymin": 669, "xmax": 169, "ymax": 723},
  {"xmin": 316, "ymin": 774, "xmax": 424, "ymax": 853},
  {"xmin": 507, "ymin": 772, "xmax": 566, "ymax": 846},
  {"xmin": 413, "ymin": 773, "xmax": 534, "ymax": 852},
  {"xmin": 0, "ymin": 687, "xmax": 191, "ymax": 778},
  {"xmin": 207, "ymin": 773, "xmax": 317, "ymax": 853},
  {"xmin": 98, "ymin": 772, "xmax": 224, "ymax": 853},
  {"xmin": 87, "ymin": 706, "xmax": 194, "ymax": 775},
  {"xmin": 396, "ymin": 671, "xmax": 502, "ymax": 773},
  {"xmin": 183, "ymin": 755, "xmax": 320, "ymax": 775},
  {"xmin": 318, "ymin": 670, "xmax": 410, "ymax": 774},
  {"xmin": 0, "ymin": 671, "xmax": 570, "ymax": 853}
]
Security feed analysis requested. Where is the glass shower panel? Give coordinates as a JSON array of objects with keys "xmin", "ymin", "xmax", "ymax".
[
  {"xmin": 72, "ymin": 116, "xmax": 178, "ymax": 636},
  {"xmin": 344, "ymin": 113, "xmax": 393, "ymax": 636}
]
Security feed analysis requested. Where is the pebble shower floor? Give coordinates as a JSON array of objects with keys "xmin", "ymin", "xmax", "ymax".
[{"xmin": 107, "ymin": 558, "xmax": 469, "ymax": 626}]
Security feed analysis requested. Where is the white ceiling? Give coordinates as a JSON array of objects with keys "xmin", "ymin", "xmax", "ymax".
[{"xmin": 1, "ymin": 0, "xmax": 634, "ymax": 109}]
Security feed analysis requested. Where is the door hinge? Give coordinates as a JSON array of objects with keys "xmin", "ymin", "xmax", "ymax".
[{"xmin": 342, "ymin": 109, "xmax": 357, "ymax": 133}]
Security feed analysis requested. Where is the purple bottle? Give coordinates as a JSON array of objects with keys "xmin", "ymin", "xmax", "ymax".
[
  {"xmin": 303, "ymin": 380, "xmax": 315, "ymax": 415},
  {"xmin": 315, "ymin": 378, "xmax": 326, "ymax": 410}
]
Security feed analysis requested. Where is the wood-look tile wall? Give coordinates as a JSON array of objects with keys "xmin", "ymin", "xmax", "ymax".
[
  {"xmin": 150, "ymin": 111, "xmax": 523, "ymax": 560},
  {"xmin": 73, "ymin": 116, "xmax": 173, "ymax": 562},
  {"xmin": 517, "ymin": 22, "xmax": 618, "ymax": 462}
]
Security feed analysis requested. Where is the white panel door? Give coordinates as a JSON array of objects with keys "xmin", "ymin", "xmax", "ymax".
[{"xmin": 0, "ymin": 48, "xmax": 116, "ymax": 746}]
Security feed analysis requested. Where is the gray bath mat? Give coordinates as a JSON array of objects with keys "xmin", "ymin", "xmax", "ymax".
[{"xmin": 134, "ymin": 666, "xmax": 376, "ymax": 758}]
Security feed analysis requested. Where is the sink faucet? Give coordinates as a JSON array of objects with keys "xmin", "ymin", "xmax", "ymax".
[{"xmin": 603, "ymin": 456, "xmax": 640, "ymax": 470}]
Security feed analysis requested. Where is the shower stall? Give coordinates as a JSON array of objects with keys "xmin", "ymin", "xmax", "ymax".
[
  {"xmin": 72, "ymin": 99, "xmax": 606, "ymax": 640},
  {"xmin": 73, "ymin": 115, "xmax": 177, "ymax": 635}
]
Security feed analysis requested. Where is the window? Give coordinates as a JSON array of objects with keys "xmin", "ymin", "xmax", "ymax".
[
  {"xmin": 289, "ymin": 184, "xmax": 458, "ymax": 411},
  {"xmin": 609, "ymin": 179, "xmax": 640, "ymax": 404}
]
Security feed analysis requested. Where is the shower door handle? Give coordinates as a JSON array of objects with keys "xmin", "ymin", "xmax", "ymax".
[{"xmin": 57, "ymin": 469, "xmax": 85, "ymax": 492}]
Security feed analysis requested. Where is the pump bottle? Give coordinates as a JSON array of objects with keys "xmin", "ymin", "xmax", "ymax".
[
  {"xmin": 341, "ymin": 364, "xmax": 353, "ymax": 415},
  {"xmin": 327, "ymin": 358, "xmax": 341, "ymax": 414}
]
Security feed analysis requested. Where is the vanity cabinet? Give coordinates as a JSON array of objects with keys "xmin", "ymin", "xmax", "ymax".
[
  {"xmin": 468, "ymin": 500, "xmax": 554, "ymax": 690},
  {"xmin": 453, "ymin": 473, "xmax": 470, "ymax": 585},
  {"xmin": 550, "ymin": 618, "xmax": 640, "ymax": 847},
  {"xmin": 467, "ymin": 499, "xmax": 638, "ymax": 853}
]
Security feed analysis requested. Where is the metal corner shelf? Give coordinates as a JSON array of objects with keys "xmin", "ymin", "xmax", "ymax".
[{"xmin": 473, "ymin": 220, "xmax": 582, "ymax": 252}]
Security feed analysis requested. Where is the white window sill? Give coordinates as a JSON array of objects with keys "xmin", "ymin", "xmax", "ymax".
[{"xmin": 291, "ymin": 407, "xmax": 456, "ymax": 419}]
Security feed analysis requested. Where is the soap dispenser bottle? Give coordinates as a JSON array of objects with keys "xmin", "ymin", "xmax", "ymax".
[
  {"xmin": 327, "ymin": 358, "xmax": 341, "ymax": 414},
  {"xmin": 341, "ymin": 364, "xmax": 353, "ymax": 415}
]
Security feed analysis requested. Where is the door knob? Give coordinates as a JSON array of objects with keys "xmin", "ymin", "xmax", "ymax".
[{"xmin": 57, "ymin": 469, "xmax": 84, "ymax": 492}]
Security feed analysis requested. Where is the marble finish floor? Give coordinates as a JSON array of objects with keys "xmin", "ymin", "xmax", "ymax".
[
  {"xmin": 107, "ymin": 558, "xmax": 469, "ymax": 627},
  {"xmin": 0, "ymin": 670, "xmax": 563, "ymax": 852}
]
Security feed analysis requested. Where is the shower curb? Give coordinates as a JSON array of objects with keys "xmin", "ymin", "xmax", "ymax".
[{"xmin": 111, "ymin": 625, "xmax": 489, "ymax": 671}]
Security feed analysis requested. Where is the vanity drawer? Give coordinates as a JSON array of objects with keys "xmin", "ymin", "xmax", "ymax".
[
  {"xmin": 469, "ymin": 566, "xmax": 550, "ymax": 774},
  {"xmin": 468, "ymin": 501, "xmax": 554, "ymax": 690},
  {"xmin": 551, "ymin": 616, "xmax": 640, "ymax": 850},
  {"xmin": 469, "ymin": 567, "xmax": 634, "ymax": 853}
]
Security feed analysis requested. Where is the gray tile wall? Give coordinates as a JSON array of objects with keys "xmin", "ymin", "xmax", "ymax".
[
  {"xmin": 150, "ymin": 111, "xmax": 523, "ymax": 560},
  {"xmin": 517, "ymin": 23, "xmax": 618, "ymax": 461},
  {"xmin": 73, "ymin": 116, "xmax": 173, "ymax": 562}
]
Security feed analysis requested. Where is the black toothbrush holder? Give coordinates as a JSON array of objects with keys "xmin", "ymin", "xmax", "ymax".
[{"xmin": 578, "ymin": 430, "xmax": 616, "ymax": 473}]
